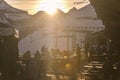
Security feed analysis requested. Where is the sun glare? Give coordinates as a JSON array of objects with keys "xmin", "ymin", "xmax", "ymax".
[
  {"xmin": 36, "ymin": 0, "xmax": 66, "ymax": 15},
  {"xmin": 44, "ymin": 0, "xmax": 57, "ymax": 14}
]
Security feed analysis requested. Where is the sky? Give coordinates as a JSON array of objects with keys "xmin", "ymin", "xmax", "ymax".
[{"xmin": 5, "ymin": 0, "xmax": 90, "ymax": 14}]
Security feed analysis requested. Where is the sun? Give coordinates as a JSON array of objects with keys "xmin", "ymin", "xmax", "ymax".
[
  {"xmin": 36, "ymin": 0, "xmax": 66, "ymax": 15},
  {"xmin": 44, "ymin": 0, "xmax": 57, "ymax": 14}
]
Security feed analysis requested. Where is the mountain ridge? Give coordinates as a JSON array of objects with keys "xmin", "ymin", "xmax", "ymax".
[{"xmin": 0, "ymin": 0, "xmax": 104, "ymax": 39}]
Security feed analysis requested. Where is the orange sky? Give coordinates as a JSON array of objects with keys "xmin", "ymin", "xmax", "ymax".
[{"xmin": 5, "ymin": 0, "xmax": 89, "ymax": 14}]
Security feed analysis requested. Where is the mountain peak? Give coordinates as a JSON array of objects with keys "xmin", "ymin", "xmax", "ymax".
[
  {"xmin": 71, "ymin": 7, "xmax": 78, "ymax": 11},
  {"xmin": 78, "ymin": 4, "xmax": 94, "ymax": 11},
  {"xmin": 36, "ymin": 11, "xmax": 47, "ymax": 14},
  {"xmin": 78, "ymin": 4, "xmax": 97, "ymax": 17},
  {"xmin": 68, "ymin": 7, "xmax": 78, "ymax": 14},
  {"xmin": 35, "ymin": 9, "xmax": 65, "ymax": 17},
  {"xmin": 56, "ymin": 8, "xmax": 65, "ymax": 14}
]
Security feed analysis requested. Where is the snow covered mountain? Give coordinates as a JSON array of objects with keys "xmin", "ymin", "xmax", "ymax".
[
  {"xmin": 68, "ymin": 5, "xmax": 97, "ymax": 18},
  {"xmin": 66, "ymin": 4, "xmax": 104, "ymax": 28}
]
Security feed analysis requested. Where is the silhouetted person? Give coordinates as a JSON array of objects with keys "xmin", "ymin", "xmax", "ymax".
[
  {"xmin": 102, "ymin": 57, "xmax": 113, "ymax": 80},
  {"xmin": 22, "ymin": 51, "xmax": 31, "ymax": 64},
  {"xmin": 22, "ymin": 51, "xmax": 31, "ymax": 80},
  {"xmin": 76, "ymin": 44, "xmax": 81, "ymax": 71},
  {"xmin": 27, "ymin": 59, "xmax": 40, "ymax": 80},
  {"xmin": 34, "ymin": 50, "xmax": 41, "ymax": 60},
  {"xmin": 76, "ymin": 44, "xmax": 81, "ymax": 53},
  {"xmin": 41, "ymin": 45, "xmax": 46, "ymax": 53}
]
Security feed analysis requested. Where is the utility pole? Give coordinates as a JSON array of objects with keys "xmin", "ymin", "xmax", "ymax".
[
  {"xmin": 55, "ymin": 24, "xmax": 58, "ymax": 49},
  {"xmin": 67, "ymin": 31, "xmax": 69, "ymax": 53}
]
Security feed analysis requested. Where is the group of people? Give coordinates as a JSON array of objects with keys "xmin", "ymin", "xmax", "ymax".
[
  {"xmin": 16, "ymin": 44, "xmax": 83, "ymax": 80},
  {"xmin": 16, "ymin": 45, "xmax": 51, "ymax": 80}
]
